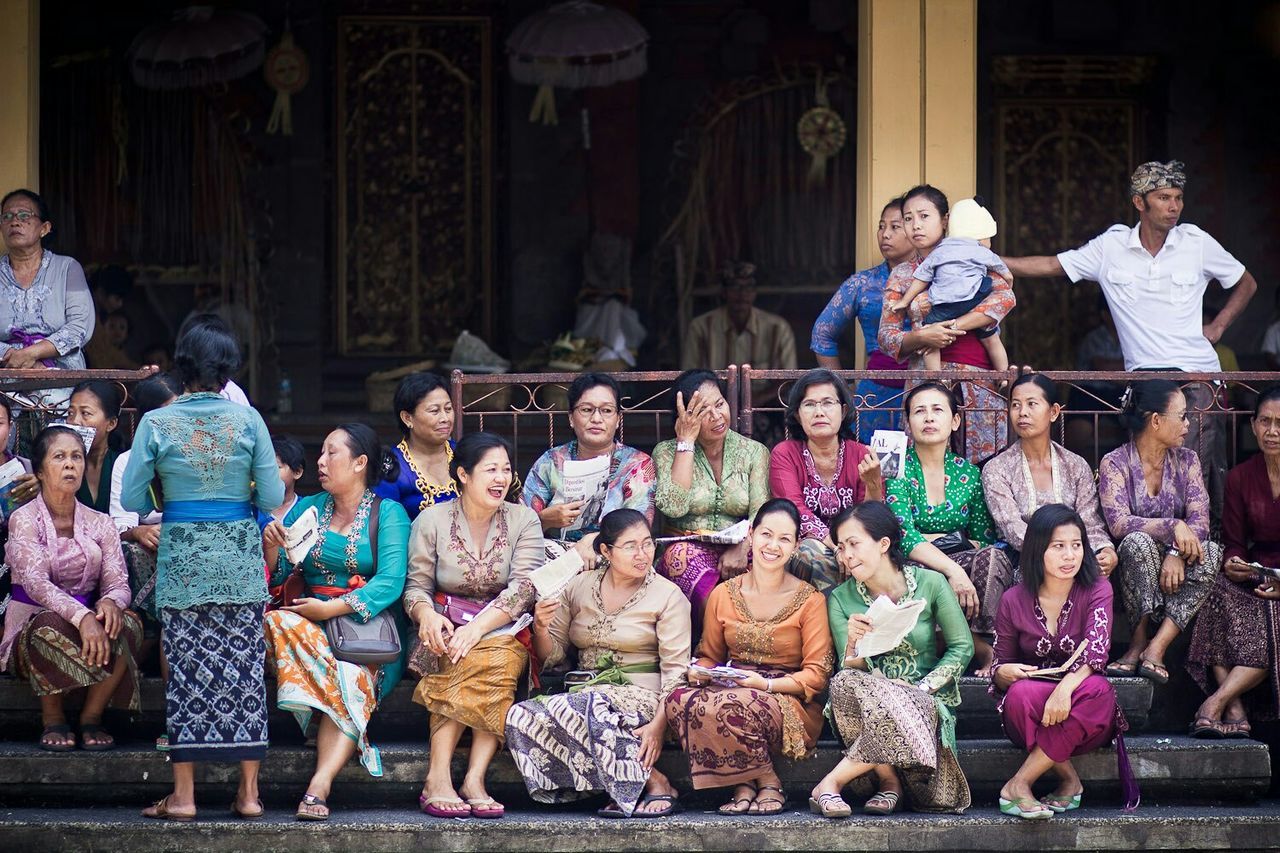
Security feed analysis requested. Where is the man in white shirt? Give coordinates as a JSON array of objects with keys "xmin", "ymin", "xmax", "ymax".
[
  {"xmin": 1262, "ymin": 291, "xmax": 1280, "ymax": 370},
  {"xmin": 1004, "ymin": 160, "xmax": 1258, "ymax": 518}
]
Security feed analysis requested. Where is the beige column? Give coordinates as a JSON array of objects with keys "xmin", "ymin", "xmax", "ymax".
[
  {"xmin": 855, "ymin": 0, "xmax": 976, "ymax": 364},
  {"xmin": 0, "ymin": 0, "xmax": 39, "ymax": 192}
]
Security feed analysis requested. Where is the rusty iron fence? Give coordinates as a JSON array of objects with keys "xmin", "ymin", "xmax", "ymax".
[{"xmin": 451, "ymin": 365, "xmax": 1280, "ymax": 473}]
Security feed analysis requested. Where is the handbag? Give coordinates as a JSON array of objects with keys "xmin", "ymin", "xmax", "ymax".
[
  {"xmin": 430, "ymin": 590, "xmax": 541, "ymax": 688},
  {"xmin": 322, "ymin": 498, "xmax": 402, "ymax": 665},
  {"xmin": 931, "ymin": 529, "xmax": 971, "ymax": 556}
]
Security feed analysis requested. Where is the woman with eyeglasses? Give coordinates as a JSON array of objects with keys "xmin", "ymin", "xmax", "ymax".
[
  {"xmin": 522, "ymin": 373, "xmax": 656, "ymax": 544},
  {"xmin": 506, "ymin": 509, "xmax": 690, "ymax": 818},
  {"xmin": 769, "ymin": 368, "xmax": 883, "ymax": 593},
  {"xmin": 0, "ymin": 189, "xmax": 96, "ymax": 410},
  {"xmin": 1098, "ymin": 379, "xmax": 1221, "ymax": 686}
]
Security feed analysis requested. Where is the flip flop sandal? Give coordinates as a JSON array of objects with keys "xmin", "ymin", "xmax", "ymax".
[
  {"xmin": 38, "ymin": 723, "xmax": 75, "ymax": 753},
  {"xmin": 142, "ymin": 795, "xmax": 196, "ymax": 822},
  {"xmin": 998, "ymin": 796, "xmax": 1052, "ymax": 820},
  {"xmin": 1137, "ymin": 659, "xmax": 1170, "ymax": 685},
  {"xmin": 633, "ymin": 794, "xmax": 680, "ymax": 818},
  {"xmin": 419, "ymin": 794, "xmax": 471, "ymax": 819},
  {"xmin": 596, "ymin": 802, "xmax": 628, "ymax": 819},
  {"xmin": 1105, "ymin": 660, "xmax": 1138, "ymax": 677},
  {"xmin": 295, "ymin": 794, "xmax": 329, "ymax": 821},
  {"xmin": 748, "ymin": 785, "xmax": 786, "ymax": 816},
  {"xmin": 1189, "ymin": 716, "xmax": 1224, "ymax": 739},
  {"xmin": 808, "ymin": 792, "xmax": 852, "ymax": 818},
  {"xmin": 465, "ymin": 797, "xmax": 505, "ymax": 819},
  {"xmin": 863, "ymin": 790, "xmax": 900, "ymax": 816},
  {"xmin": 78, "ymin": 724, "xmax": 115, "ymax": 752},
  {"xmin": 717, "ymin": 784, "xmax": 758, "ymax": 815},
  {"xmin": 1041, "ymin": 792, "xmax": 1082, "ymax": 813},
  {"xmin": 230, "ymin": 799, "xmax": 265, "ymax": 820},
  {"xmin": 1222, "ymin": 718, "xmax": 1253, "ymax": 739},
  {"xmin": 154, "ymin": 734, "xmax": 171, "ymax": 752}
]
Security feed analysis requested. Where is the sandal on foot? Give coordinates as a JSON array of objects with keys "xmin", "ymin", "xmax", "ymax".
[
  {"xmin": 1105, "ymin": 660, "xmax": 1138, "ymax": 677},
  {"xmin": 230, "ymin": 799, "xmax": 265, "ymax": 820},
  {"xmin": 808, "ymin": 792, "xmax": 852, "ymax": 818},
  {"xmin": 633, "ymin": 793, "xmax": 680, "ymax": 818},
  {"xmin": 78, "ymin": 723, "xmax": 115, "ymax": 752},
  {"xmin": 596, "ymin": 802, "xmax": 628, "ymax": 819},
  {"xmin": 419, "ymin": 795, "xmax": 470, "ymax": 818},
  {"xmin": 748, "ymin": 785, "xmax": 786, "ymax": 815},
  {"xmin": 717, "ymin": 784, "xmax": 757, "ymax": 815},
  {"xmin": 142, "ymin": 795, "xmax": 196, "ymax": 822},
  {"xmin": 465, "ymin": 797, "xmax": 505, "ymax": 819},
  {"xmin": 1041, "ymin": 792, "xmax": 1082, "ymax": 813},
  {"xmin": 295, "ymin": 794, "xmax": 329, "ymax": 821},
  {"xmin": 863, "ymin": 790, "xmax": 900, "ymax": 816},
  {"xmin": 38, "ymin": 723, "xmax": 75, "ymax": 753},
  {"xmin": 1222, "ymin": 718, "xmax": 1253, "ymax": 739},
  {"xmin": 1137, "ymin": 659, "xmax": 1169, "ymax": 685},
  {"xmin": 999, "ymin": 796, "xmax": 1052, "ymax": 820},
  {"xmin": 1189, "ymin": 716, "xmax": 1225, "ymax": 739}
]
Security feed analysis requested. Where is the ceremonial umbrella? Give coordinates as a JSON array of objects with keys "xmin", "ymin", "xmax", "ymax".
[{"xmin": 127, "ymin": 5, "xmax": 268, "ymax": 90}]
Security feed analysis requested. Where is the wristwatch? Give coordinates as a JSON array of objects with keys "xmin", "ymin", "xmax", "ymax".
[
  {"xmin": 1167, "ymin": 547, "xmax": 1182, "ymax": 559},
  {"xmin": 676, "ymin": 440, "xmax": 695, "ymax": 453}
]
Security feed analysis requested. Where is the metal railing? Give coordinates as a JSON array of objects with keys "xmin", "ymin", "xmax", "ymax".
[{"xmin": 449, "ymin": 365, "xmax": 1280, "ymax": 472}]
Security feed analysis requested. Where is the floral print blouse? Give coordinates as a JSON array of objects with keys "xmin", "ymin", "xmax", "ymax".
[
  {"xmin": 981, "ymin": 439, "xmax": 1112, "ymax": 553},
  {"xmin": 769, "ymin": 438, "xmax": 878, "ymax": 541},
  {"xmin": 809, "ymin": 262, "xmax": 893, "ymax": 358},
  {"xmin": 885, "ymin": 448, "xmax": 996, "ymax": 554},
  {"xmin": 403, "ymin": 500, "xmax": 543, "ymax": 619},
  {"xmin": 1098, "ymin": 443, "xmax": 1210, "ymax": 544},
  {"xmin": 990, "ymin": 578, "xmax": 1113, "ymax": 678},
  {"xmin": 653, "ymin": 429, "xmax": 769, "ymax": 533},
  {"xmin": 522, "ymin": 441, "xmax": 656, "ymax": 541}
]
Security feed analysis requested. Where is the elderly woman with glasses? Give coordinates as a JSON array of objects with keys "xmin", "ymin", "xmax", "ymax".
[
  {"xmin": 0, "ymin": 189, "xmax": 95, "ymax": 410},
  {"xmin": 1098, "ymin": 379, "xmax": 1221, "ymax": 686},
  {"xmin": 522, "ymin": 373, "xmax": 656, "ymax": 544},
  {"xmin": 769, "ymin": 369, "xmax": 883, "ymax": 593}
]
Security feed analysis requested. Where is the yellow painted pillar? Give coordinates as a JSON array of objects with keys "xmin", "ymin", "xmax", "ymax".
[
  {"xmin": 856, "ymin": 0, "xmax": 976, "ymax": 265},
  {"xmin": 0, "ymin": 0, "xmax": 39, "ymax": 193},
  {"xmin": 855, "ymin": 0, "xmax": 975, "ymax": 367}
]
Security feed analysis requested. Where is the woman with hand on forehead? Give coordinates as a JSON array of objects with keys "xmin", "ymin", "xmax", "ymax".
[{"xmin": 653, "ymin": 369, "xmax": 769, "ymax": 627}]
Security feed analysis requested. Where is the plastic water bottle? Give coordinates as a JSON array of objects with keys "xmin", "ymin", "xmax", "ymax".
[{"xmin": 278, "ymin": 371, "xmax": 293, "ymax": 415}]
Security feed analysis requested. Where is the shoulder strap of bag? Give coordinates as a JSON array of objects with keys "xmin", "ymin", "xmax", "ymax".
[{"xmin": 368, "ymin": 496, "xmax": 382, "ymax": 574}]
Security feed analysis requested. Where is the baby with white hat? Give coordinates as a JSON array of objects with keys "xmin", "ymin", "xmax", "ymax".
[{"xmin": 889, "ymin": 197, "xmax": 1012, "ymax": 373}]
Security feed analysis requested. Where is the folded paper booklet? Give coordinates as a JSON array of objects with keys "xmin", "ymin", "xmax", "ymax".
[
  {"xmin": 870, "ymin": 429, "xmax": 909, "ymax": 479},
  {"xmin": 0, "ymin": 457, "xmax": 28, "ymax": 521},
  {"xmin": 855, "ymin": 595, "xmax": 926, "ymax": 659},
  {"xmin": 1248, "ymin": 561, "xmax": 1280, "ymax": 580},
  {"xmin": 1026, "ymin": 641, "xmax": 1087, "ymax": 681},
  {"xmin": 62, "ymin": 424, "xmax": 97, "ymax": 455},
  {"xmin": 689, "ymin": 662, "xmax": 753, "ymax": 681},
  {"xmin": 486, "ymin": 611, "xmax": 533, "ymax": 639},
  {"xmin": 530, "ymin": 547, "xmax": 585, "ymax": 600},
  {"xmin": 284, "ymin": 506, "xmax": 320, "ymax": 565},
  {"xmin": 555, "ymin": 454, "xmax": 611, "ymax": 535},
  {"xmin": 656, "ymin": 519, "xmax": 750, "ymax": 546}
]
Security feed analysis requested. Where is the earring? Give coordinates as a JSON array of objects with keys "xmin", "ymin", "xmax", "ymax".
[{"xmin": 597, "ymin": 554, "xmax": 610, "ymax": 570}]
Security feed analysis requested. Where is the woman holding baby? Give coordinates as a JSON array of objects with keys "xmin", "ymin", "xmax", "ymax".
[{"xmin": 876, "ymin": 185, "xmax": 1016, "ymax": 461}]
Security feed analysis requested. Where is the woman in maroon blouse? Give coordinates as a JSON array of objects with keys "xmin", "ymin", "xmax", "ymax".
[
  {"xmin": 990, "ymin": 504, "xmax": 1136, "ymax": 819},
  {"xmin": 1187, "ymin": 387, "xmax": 1280, "ymax": 738}
]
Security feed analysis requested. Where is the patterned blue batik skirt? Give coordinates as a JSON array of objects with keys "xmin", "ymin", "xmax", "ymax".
[{"xmin": 160, "ymin": 603, "xmax": 269, "ymax": 762}]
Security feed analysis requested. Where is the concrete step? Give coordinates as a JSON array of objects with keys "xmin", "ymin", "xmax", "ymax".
[
  {"xmin": 0, "ymin": 675, "xmax": 1155, "ymax": 741},
  {"xmin": 3, "ymin": 803, "xmax": 1280, "ymax": 852},
  {"xmin": 0, "ymin": 736, "xmax": 1265, "ymax": 809}
]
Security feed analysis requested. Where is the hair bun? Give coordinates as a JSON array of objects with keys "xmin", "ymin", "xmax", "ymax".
[
  {"xmin": 1119, "ymin": 385, "xmax": 1134, "ymax": 413},
  {"xmin": 380, "ymin": 448, "xmax": 396, "ymax": 478}
]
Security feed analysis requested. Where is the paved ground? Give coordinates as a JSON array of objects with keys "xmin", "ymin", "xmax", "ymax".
[{"xmin": 5, "ymin": 802, "xmax": 1280, "ymax": 852}]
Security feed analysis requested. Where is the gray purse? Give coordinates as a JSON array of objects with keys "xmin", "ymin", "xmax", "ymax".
[{"xmin": 322, "ymin": 497, "xmax": 403, "ymax": 666}]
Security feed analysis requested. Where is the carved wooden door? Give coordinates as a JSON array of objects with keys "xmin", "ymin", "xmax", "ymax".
[{"xmin": 336, "ymin": 16, "xmax": 493, "ymax": 354}]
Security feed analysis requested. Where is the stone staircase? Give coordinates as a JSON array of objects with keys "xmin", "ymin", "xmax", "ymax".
[{"xmin": 0, "ymin": 670, "xmax": 1276, "ymax": 851}]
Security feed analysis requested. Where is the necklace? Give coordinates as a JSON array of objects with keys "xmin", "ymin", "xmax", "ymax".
[
  {"xmin": 398, "ymin": 438, "xmax": 458, "ymax": 513},
  {"xmin": 310, "ymin": 490, "xmax": 374, "ymax": 585}
]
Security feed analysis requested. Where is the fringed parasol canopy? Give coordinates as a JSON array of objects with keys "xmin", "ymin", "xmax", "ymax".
[
  {"xmin": 127, "ymin": 6, "xmax": 268, "ymax": 91},
  {"xmin": 506, "ymin": 1, "xmax": 649, "ymax": 125}
]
